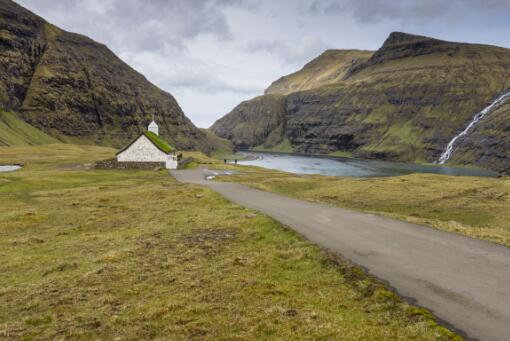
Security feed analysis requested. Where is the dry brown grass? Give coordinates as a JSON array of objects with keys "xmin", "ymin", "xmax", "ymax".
[{"xmin": 0, "ymin": 145, "xmax": 461, "ymax": 339}]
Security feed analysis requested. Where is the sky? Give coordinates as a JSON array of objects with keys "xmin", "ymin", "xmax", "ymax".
[{"xmin": 16, "ymin": 0, "xmax": 510, "ymax": 128}]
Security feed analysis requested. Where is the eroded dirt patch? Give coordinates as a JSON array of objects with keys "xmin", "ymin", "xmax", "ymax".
[{"xmin": 182, "ymin": 228, "xmax": 237, "ymax": 246}]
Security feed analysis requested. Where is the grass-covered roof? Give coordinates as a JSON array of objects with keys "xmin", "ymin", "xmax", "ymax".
[
  {"xmin": 143, "ymin": 131, "xmax": 175, "ymax": 153},
  {"xmin": 116, "ymin": 131, "xmax": 175, "ymax": 155}
]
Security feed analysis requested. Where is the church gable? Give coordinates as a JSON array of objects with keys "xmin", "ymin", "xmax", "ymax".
[
  {"xmin": 117, "ymin": 134, "xmax": 167, "ymax": 163},
  {"xmin": 115, "ymin": 119, "xmax": 178, "ymax": 169}
]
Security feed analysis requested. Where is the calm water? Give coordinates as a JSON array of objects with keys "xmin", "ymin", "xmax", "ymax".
[
  {"xmin": 238, "ymin": 152, "xmax": 496, "ymax": 178},
  {"xmin": 0, "ymin": 165, "xmax": 21, "ymax": 173}
]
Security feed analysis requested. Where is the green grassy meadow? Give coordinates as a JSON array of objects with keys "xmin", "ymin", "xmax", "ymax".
[{"xmin": 0, "ymin": 145, "xmax": 459, "ymax": 340}]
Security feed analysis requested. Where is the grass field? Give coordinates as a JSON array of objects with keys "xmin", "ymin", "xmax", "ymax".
[
  {"xmin": 215, "ymin": 166, "xmax": 510, "ymax": 247},
  {"xmin": 0, "ymin": 144, "xmax": 459, "ymax": 339}
]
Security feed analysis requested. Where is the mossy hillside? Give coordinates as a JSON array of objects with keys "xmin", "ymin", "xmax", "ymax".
[
  {"xmin": 0, "ymin": 144, "xmax": 459, "ymax": 339},
  {"xmin": 451, "ymin": 100, "xmax": 510, "ymax": 174},
  {"xmin": 199, "ymin": 128, "xmax": 233, "ymax": 153},
  {"xmin": 210, "ymin": 94, "xmax": 287, "ymax": 150},
  {"xmin": 265, "ymin": 49, "xmax": 373, "ymax": 95},
  {"xmin": 211, "ymin": 32, "xmax": 510, "ymax": 173},
  {"xmin": 0, "ymin": 111, "xmax": 58, "ymax": 146},
  {"xmin": 215, "ymin": 165, "xmax": 510, "ymax": 247},
  {"xmin": 0, "ymin": 1, "xmax": 221, "ymax": 153},
  {"xmin": 285, "ymin": 53, "xmax": 509, "ymax": 162}
]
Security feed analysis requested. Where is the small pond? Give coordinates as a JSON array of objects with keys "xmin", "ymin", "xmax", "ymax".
[
  {"xmin": 0, "ymin": 165, "xmax": 22, "ymax": 173},
  {"xmin": 238, "ymin": 152, "xmax": 496, "ymax": 178}
]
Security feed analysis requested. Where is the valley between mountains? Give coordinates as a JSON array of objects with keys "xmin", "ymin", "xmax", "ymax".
[
  {"xmin": 2, "ymin": 0, "xmax": 510, "ymax": 174},
  {"xmin": 2, "ymin": 0, "xmax": 510, "ymax": 340},
  {"xmin": 211, "ymin": 32, "xmax": 510, "ymax": 174}
]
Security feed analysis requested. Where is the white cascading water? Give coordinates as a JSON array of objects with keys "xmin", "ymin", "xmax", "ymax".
[{"xmin": 437, "ymin": 90, "xmax": 510, "ymax": 164}]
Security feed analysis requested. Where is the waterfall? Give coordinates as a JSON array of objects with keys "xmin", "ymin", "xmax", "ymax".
[{"xmin": 437, "ymin": 91, "xmax": 510, "ymax": 164}]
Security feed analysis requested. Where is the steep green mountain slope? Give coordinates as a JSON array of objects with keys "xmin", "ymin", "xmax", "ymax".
[
  {"xmin": 211, "ymin": 94, "xmax": 286, "ymax": 150},
  {"xmin": 211, "ymin": 32, "xmax": 510, "ymax": 172},
  {"xmin": 0, "ymin": 110, "xmax": 57, "ymax": 146},
  {"xmin": 199, "ymin": 128, "xmax": 233, "ymax": 153},
  {"xmin": 0, "ymin": 0, "xmax": 220, "ymax": 152},
  {"xmin": 265, "ymin": 49, "xmax": 373, "ymax": 95},
  {"xmin": 451, "ymin": 100, "xmax": 510, "ymax": 173}
]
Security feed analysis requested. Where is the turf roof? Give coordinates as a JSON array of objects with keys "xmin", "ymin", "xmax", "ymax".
[
  {"xmin": 143, "ymin": 131, "xmax": 175, "ymax": 153},
  {"xmin": 116, "ymin": 131, "xmax": 175, "ymax": 155}
]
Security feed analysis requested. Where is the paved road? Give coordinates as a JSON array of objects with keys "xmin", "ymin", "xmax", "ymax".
[{"xmin": 172, "ymin": 169, "xmax": 510, "ymax": 341}]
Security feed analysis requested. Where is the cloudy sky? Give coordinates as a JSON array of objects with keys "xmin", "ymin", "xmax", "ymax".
[{"xmin": 16, "ymin": 0, "xmax": 510, "ymax": 127}]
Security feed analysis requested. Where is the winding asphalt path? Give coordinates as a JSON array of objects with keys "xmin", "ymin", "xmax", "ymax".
[{"xmin": 171, "ymin": 169, "xmax": 510, "ymax": 341}]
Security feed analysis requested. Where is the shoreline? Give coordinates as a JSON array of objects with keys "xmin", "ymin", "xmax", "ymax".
[{"xmin": 237, "ymin": 150, "xmax": 498, "ymax": 178}]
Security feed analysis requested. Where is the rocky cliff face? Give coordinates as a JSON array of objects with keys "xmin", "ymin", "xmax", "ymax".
[
  {"xmin": 0, "ymin": 0, "xmax": 46, "ymax": 110},
  {"xmin": 0, "ymin": 0, "xmax": 216, "ymax": 152},
  {"xmin": 210, "ymin": 94, "xmax": 286, "ymax": 150},
  {"xmin": 451, "ymin": 100, "xmax": 510, "ymax": 173},
  {"xmin": 211, "ymin": 32, "xmax": 510, "ymax": 172}
]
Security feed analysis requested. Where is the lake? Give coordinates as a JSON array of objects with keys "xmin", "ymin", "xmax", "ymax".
[
  {"xmin": 0, "ymin": 165, "xmax": 22, "ymax": 173},
  {"xmin": 238, "ymin": 152, "xmax": 496, "ymax": 178}
]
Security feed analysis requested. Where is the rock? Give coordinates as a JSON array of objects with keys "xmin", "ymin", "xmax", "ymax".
[
  {"xmin": 94, "ymin": 158, "xmax": 165, "ymax": 170},
  {"xmin": 494, "ymin": 192, "xmax": 507, "ymax": 199},
  {"xmin": 283, "ymin": 309, "xmax": 298, "ymax": 317}
]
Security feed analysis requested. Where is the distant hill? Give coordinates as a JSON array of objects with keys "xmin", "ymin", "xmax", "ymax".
[
  {"xmin": 0, "ymin": 0, "xmax": 223, "ymax": 152},
  {"xmin": 265, "ymin": 49, "xmax": 373, "ymax": 95},
  {"xmin": 199, "ymin": 128, "xmax": 232, "ymax": 153},
  {"xmin": 211, "ymin": 32, "xmax": 510, "ymax": 173}
]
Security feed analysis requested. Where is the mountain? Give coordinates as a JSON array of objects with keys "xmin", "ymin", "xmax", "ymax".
[
  {"xmin": 265, "ymin": 49, "xmax": 372, "ymax": 95},
  {"xmin": 451, "ymin": 100, "xmax": 510, "ymax": 173},
  {"xmin": 0, "ymin": 110, "xmax": 57, "ymax": 146},
  {"xmin": 0, "ymin": 0, "xmax": 221, "ymax": 152},
  {"xmin": 211, "ymin": 94, "xmax": 287, "ymax": 150},
  {"xmin": 211, "ymin": 32, "xmax": 510, "ymax": 173}
]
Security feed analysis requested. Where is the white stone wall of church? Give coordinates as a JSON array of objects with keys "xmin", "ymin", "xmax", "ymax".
[
  {"xmin": 117, "ymin": 135, "xmax": 167, "ymax": 163},
  {"xmin": 166, "ymin": 155, "xmax": 178, "ymax": 169}
]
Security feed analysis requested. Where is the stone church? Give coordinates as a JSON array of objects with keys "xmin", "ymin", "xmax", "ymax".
[{"xmin": 116, "ymin": 120, "xmax": 178, "ymax": 169}]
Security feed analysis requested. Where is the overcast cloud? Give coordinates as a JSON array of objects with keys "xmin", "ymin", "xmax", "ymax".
[{"xmin": 16, "ymin": 0, "xmax": 510, "ymax": 127}]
